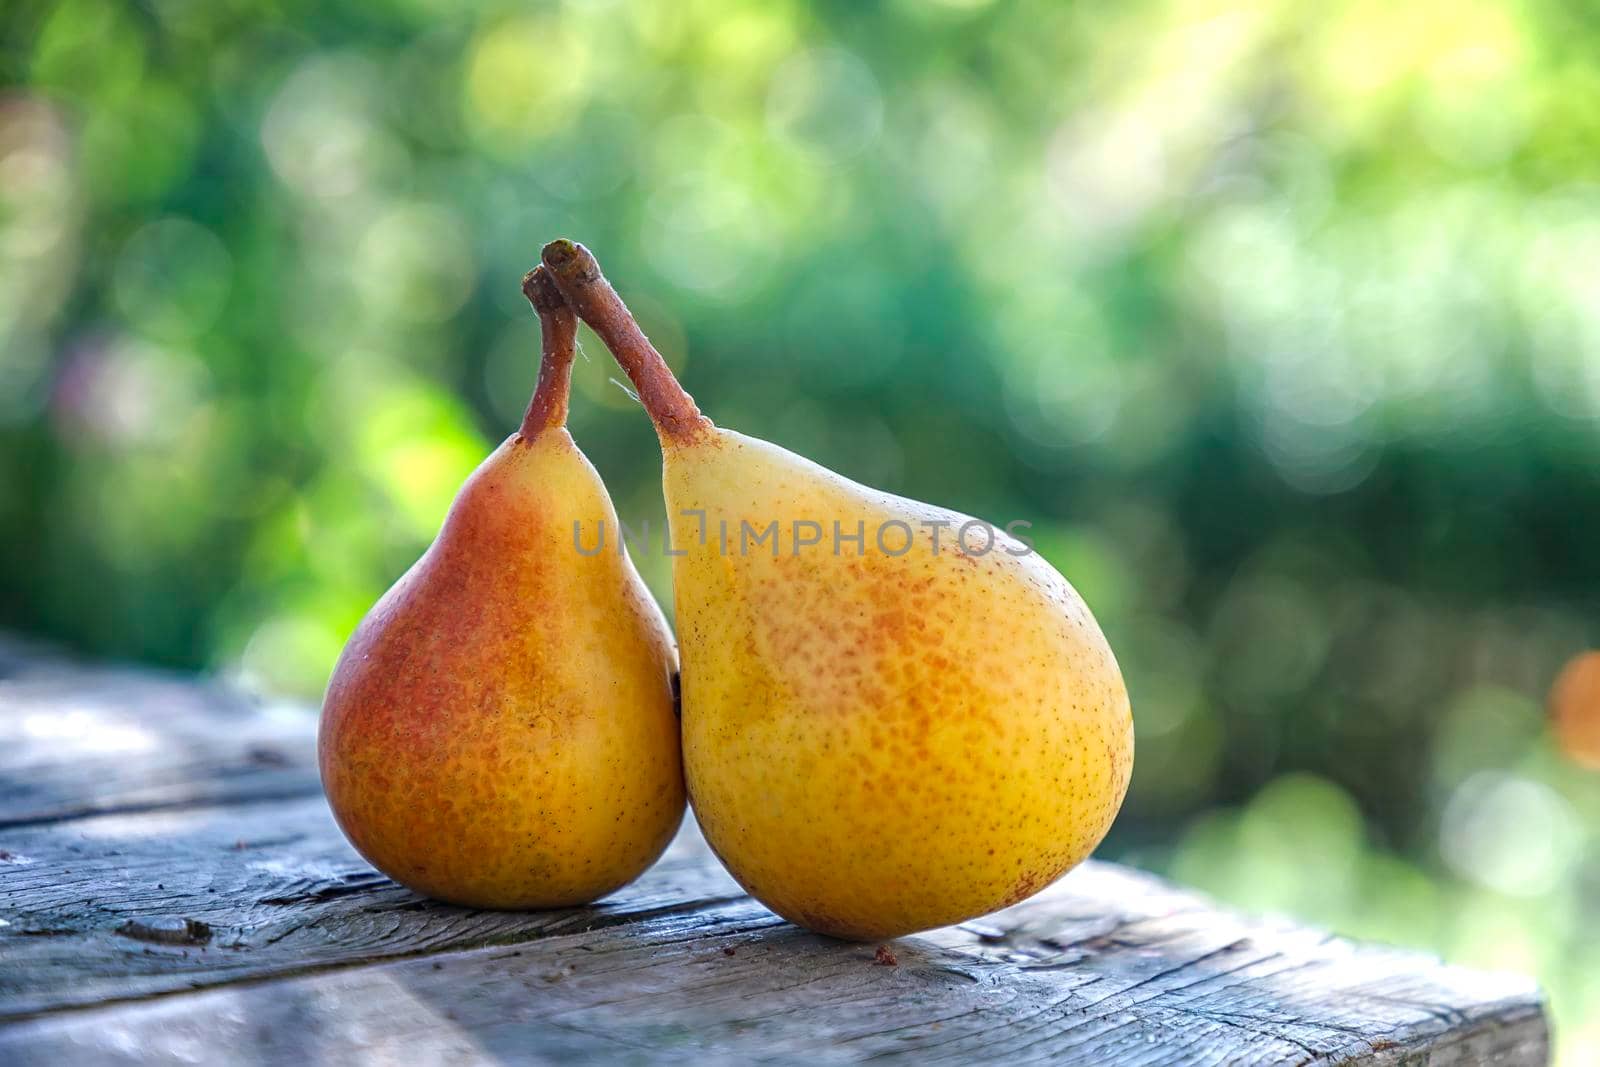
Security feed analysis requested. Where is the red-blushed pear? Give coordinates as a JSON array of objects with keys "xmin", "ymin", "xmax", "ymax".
[
  {"xmin": 318, "ymin": 267, "xmax": 684, "ymax": 909},
  {"xmin": 543, "ymin": 240, "xmax": 1133, "ymax": 941}
]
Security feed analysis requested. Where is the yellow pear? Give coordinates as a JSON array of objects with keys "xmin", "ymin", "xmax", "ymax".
[
  {"xmin": 543, "ymin": 240, "xmax": 1133, "ymax": 939},
  {"xmin": 318, "ymin": 267, "xmax": 684, "ymax": 909}
]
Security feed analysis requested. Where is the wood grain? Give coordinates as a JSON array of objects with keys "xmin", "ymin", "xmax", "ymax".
[
  {"xmin": 0, "ymin": 799, "xmax": 742, "ymax": 1020},
  {"xmin": 0, "ymin": 638, "xmax": 318, "ymax": 827},
  {"xmin": 0, "ymin": 855, "xmax": 1546, "ymax": 1064},
  {"xmin": 0, "ymin": 638, "xmax": 1550, "ymax": 1064}
]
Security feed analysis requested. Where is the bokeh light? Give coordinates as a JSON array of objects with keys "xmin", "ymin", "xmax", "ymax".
[{"xmin": 1551, "ymin": 652, "xmax": 1600, "ymax": 770}]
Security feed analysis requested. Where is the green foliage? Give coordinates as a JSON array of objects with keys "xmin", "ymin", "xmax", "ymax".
[{"xmin": 1, "ymin": 1, "xmax": 1598, "ymax": 1058}]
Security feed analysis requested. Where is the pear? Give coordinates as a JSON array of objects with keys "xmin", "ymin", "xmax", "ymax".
[
  {"xmin": 318, "ymin": 266, "xmax": 684, "ymax": 909},
  {"xmin": 542, "ymin": 240, "xmax": 1133, "ymax": 940}
]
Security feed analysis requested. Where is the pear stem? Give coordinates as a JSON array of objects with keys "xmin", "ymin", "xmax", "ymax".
[
  {"xmin": 540, "ymin": 239, "xmax": 711, "ymax": 444},
  {"xmin": 519, "ymin": 266, "xmax": 577, "ymax": 439}
]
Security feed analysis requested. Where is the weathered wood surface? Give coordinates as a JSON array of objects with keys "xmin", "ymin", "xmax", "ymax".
[
  {"xmin": 0, "ymin": 637, "xmax": 318, "ymax": 826},
  {"xmin": 0, "ymin": 799, "xmax": 742, "ymax": 1020},
  {"xmin": 1, "ymin": 857, "xmax": 1547, "ymax": 1065},
  {"xmin": 0, "ymin": 640, "xmax": 1550, "ymax": 1064}
]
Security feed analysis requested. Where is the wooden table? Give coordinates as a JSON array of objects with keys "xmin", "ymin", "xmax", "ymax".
[{"xmin": 0, "ymin": 637, "xmax": 1549, "ymax": 1064}]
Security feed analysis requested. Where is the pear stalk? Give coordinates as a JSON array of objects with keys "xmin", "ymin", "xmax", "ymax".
[
  {"xmin": 540, "ymin": 239, "xmax": 710, "ymax": 444},
  {"xmin": 519, "ymin": 266, "xmax": 577, "ymax": 439}
]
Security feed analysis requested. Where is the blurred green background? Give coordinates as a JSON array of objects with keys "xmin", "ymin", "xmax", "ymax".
[{"xmin": 3, "ymin": 0, "xmax": 1599, "ymax": 1059}]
